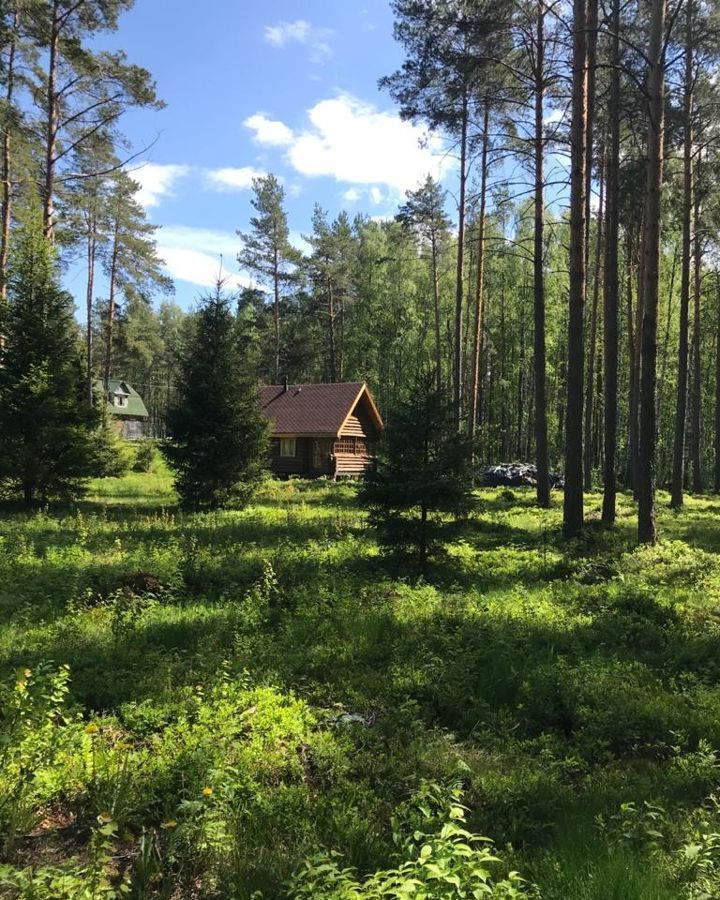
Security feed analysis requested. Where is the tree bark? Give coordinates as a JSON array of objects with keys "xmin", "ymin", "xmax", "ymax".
[
  {"xmin": 534, "ymin": 0, "xmax": 550, "ymax": 508},
  {"xmin": 691, "ymin": 181, "xmax": 703, "ymax": 492},
  {"xmin": 671, "ymin": 0, "xmax": 694, "ymax": 509},
  {"xmin": 602, "ymin": 0, "xmax": 620, "ymax": 523},
  {"xmin": 327, "ymin": 279, "xmax": 337, "ymax": 382},
  {"xmin": 625, "ymin": 225, "xmax": 642, "ymax": 490},
  {"xmin": 584, "ymin": 148, "xmax": 604, "ymax": 489},
  {"xmin": 431, "ymin": 229, "xmax": 442, "ymax": 393},
  {"xmin": 86, "ymin": 212, "xmax": 97, "ymax": 404},
  {"xmin": 43, "ymin": 1, "xmax": 60, "ymax": 241},
  {"xmin": 714, "ymin": 270, "xmax": 720, "ymax": 492},
  {"xmin": 638, "ymin": 0, "xmax": 667, "ymax": 544},
  {"xmin": 0, "ymin": 1, "xmax": 18, "ymax": 326},
  {"xmin": 273, "ymin": 240, "xmax": 280, "ymax": 383},
  {"xmin": 453, "ymin": 94, "xmax": 469, "ymax": 432},
  {"xmin": 563, "ymin": 0, "xmax": 589, "ymax": 538},
  {"xmin": 103, "ymin": 219, "xmax": 120, "ymax": 393},
  {"xmin": 469, "ymin": 105, "xmax": 490, "ymax": 445}
]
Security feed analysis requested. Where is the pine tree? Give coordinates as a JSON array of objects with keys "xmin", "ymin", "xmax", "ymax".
[
  {"xmin": 99, "ymin": 170, "xmax": 173, "ymax": 391},
  {"xmin": 237, "ymin": 174, "xmax": 300, "ymax": 383},
  {"xmin": 359, "ymin": 369, "xmax": 475, "ymax": 575},
  {"xmin": 162, "ymin": 283, "xmax": 268, "ymax": 510},
  {"xmin": 28, "ymin": 0, "xmax": 162, "ymax": 240},
  {"xmin": 0, "ymin": 210, "xmax": 98, "ymax": 505},
  {"xmin": 397, "ymin": 176, "xmax": 451, "ymax": 393}
]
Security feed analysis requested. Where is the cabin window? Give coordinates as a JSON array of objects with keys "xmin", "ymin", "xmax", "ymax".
[
  {"xmin": 280, "ymin": 438, "xmax": 296, "ymax": 457},
  {"xmin": 114, "ymin": 395, "xmax": 127, "ymax": 408},
  {"xmin": 334, "ymin": 437, "xmax": 370, "ymax": 455}
]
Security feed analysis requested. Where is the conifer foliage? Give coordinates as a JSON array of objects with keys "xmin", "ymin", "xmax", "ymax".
[
  {"xmin": 0, "ymin": 214, "xmax": 98, "ymax": 505},
  {"xmin": 162, "ymin": 284, "xmax": 268, "ymax": 510},
  {"xmin": 359, "ymin": 370, "xmax": 475, "ymax": 574}
]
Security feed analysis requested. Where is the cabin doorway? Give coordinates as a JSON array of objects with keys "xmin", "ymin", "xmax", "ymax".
[{"xmin": 313, "ymin": 439, "xmax": 327, "ymax": 471}]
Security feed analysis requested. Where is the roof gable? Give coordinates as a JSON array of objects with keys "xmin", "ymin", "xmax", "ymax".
[
  {"xmin": 96, "ymin": 379, "xmax": 150, "ymax": 419},
  {"xmin": 259, "ymin": 382, "xmax": 383, "ymax": 437}
]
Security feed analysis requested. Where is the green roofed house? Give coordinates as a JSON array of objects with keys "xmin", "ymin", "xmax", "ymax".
[{"xmin": 100, "ymin": 379, "xmax": 150, "ymax": 440}]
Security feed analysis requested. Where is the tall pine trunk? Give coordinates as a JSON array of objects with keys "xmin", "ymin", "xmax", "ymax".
[
  {"xmin": 103, "ymin": 220, "xmax": 120, "ymax": 393},
  {"xmin": 563, "ymin": 0, "xmax": 589, "ymax": 538},
  {"xmin": 691, "ymin": 183, "xmax": 703, "ymax": 492},
  {"xmin": 626, "ymin": 226, "xmax": 642, "ymax": 491},
  {"xmin": 327, "ymin": 279, "xmax": 337, "ymax": 382},
  {"xmin": 714, "ymin": 269, "xmax": 720, "ymax": 492},
  {"xmin": 453, "ymin": 94, "xmax": 469, "ymax": 432},
  {"xmin": 86, "ymin": 212, "xmax": 97, "ymax": 405},
  {"xmin": 43, "ymin": 1, "xmax": 60, "ymax": 241},
  {"xmin": 638, "ymin": 0, "xmax": 667, "ymax": 544},
  {"xmin": 431, "ymin": 231, "xmax": 442, "ymax": 393},
  {"xmin": 584, "ymin": 151, "xmax": 604, "ymax": 489},
  {"xmin": 602, "ymin": 0, "xmax": 620, "ymax": 523},
  {"xmin": 534, "ymin": 0, "xmax": 550, "ymax": 508},
  {"xmin": 469, "ymin": 105, "xmax": 490, "ymax": 444},
  {"xmin": 0, "ymin": 1, "xmax": 18, "ymax": 327},
  {"xmin": 273, "ymin": 242, "xmax": 280, "ymax": 382},
  {"xmin": 671, "ymin": 0, "xmax": 694, "ymax": 509}
]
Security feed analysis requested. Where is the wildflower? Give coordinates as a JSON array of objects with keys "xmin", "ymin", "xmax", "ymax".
[
  {"xmin": 97, "ymin": 811, "xmax": 113, "ymax": 825},
  {"xmin": 202, "ymin": 786, "xmax": 213, "ymax": 797},
  {"xmin": 85, "ymin": 723, "xmax": 99, "ymax": 735},
  {"xmin": 23, "ymin": 668, "xmax": 32, "ymax": 678}
]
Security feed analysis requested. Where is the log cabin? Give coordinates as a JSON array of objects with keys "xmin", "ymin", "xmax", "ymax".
[{"xmin": 259, "ymin": 381, "xmax": 383, "ymax": 478}]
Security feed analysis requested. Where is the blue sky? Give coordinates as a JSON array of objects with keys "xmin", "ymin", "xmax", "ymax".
[{"xmin": 76, "ymin": 0, "xmax": 457, "ymax": 309}]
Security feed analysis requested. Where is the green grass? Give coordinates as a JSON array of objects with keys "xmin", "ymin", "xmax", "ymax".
[{"xmin": 2, "ymin": 463, "xmax": 720, "ymax": 897}]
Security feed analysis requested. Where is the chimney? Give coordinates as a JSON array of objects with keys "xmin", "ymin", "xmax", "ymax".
[{"xmin": 283, "ymin": 375, "xmax": 288, "ymax": 392}]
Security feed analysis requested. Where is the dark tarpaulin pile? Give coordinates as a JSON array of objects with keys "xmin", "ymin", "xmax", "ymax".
[{"xmin": 479, "ymin": 463, "xmax": 565, "ymax": 489}]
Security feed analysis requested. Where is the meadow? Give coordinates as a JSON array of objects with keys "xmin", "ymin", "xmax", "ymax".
[{"xmin": 3, "ymin": 456, "xmax": 720, "ymax": 897}]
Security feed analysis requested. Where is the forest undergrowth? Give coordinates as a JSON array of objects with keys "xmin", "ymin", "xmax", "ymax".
[{"xmin": 2, "ymin": 459, "xmax": 720, "ymax": 897}]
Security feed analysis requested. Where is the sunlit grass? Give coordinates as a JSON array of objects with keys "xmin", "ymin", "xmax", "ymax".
[{"xmin": 2, "ymin": 468, "xmax": 720, "ymax": 895}]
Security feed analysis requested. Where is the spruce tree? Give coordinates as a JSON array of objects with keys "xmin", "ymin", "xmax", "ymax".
[
  {"xmin": 359, "ymin": 370, "xmax": 475, "ymax": 575},
  {"xmin": 0, "ymin": 212, "xmax": 98, "ymax": 505},
  {"xmin": 162, "ymin": 283, "xmax": 268, "ymax": 510}
]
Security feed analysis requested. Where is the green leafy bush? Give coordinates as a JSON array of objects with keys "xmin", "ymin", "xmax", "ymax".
[
  {"xmin": 290, "ymin": 784, "xmax": 528, "ymax": 898},
  {"xmin": 132, "ymin": 440, "xmax": 156, "ymax": 473}
]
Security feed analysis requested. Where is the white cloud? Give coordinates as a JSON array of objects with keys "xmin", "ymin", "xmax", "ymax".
[
  {"xmin": 158, "ymin": 247, "xmax": 242, "ymax": 289},
  {"xmin": 279, "ymin": 94, "xmax": 454, "ymax": 193},
  {"xmin": 157, "ymin": 226, "xmax": 250, "ymax": 289},
  {"xmin": 132, "ymin": 163, "xmax": 189, "ymax": 208},
  {"xmin": 264, "ymin": 19, "xmax": 333, "ymax": 63},
  {"xmin": 205, "ymin": 166, "xmax": 265, "ymax": 191},
  {"xmin": 264, "ymin": 19, "xmax": 311, "ymax": 46},
  {"xmin": 243, "ymin": 113, "xmax": 294, "ymax": 147},
  {"xmin": 343, "ymin": 188, "xmax": 361, "ymax": 202},
  {"xmin": 370, "ymin": 186, "xmax": 383, "ymax": 205}
]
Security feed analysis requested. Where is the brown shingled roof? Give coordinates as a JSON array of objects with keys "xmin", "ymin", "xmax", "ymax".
[{"xmin": 259, "ymin": 382, "xmax": 382, "ymax": 436}]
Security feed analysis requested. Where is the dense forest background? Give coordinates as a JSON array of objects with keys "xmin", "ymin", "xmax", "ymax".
[{"xmin": 2, "ymin": 0, "xmax": 720, "ymax": 526}]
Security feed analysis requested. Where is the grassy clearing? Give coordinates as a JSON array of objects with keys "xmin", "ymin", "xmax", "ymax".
[{"xmin": 2, "ymin": 461, "xmax": 720, "ymax": 897}]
